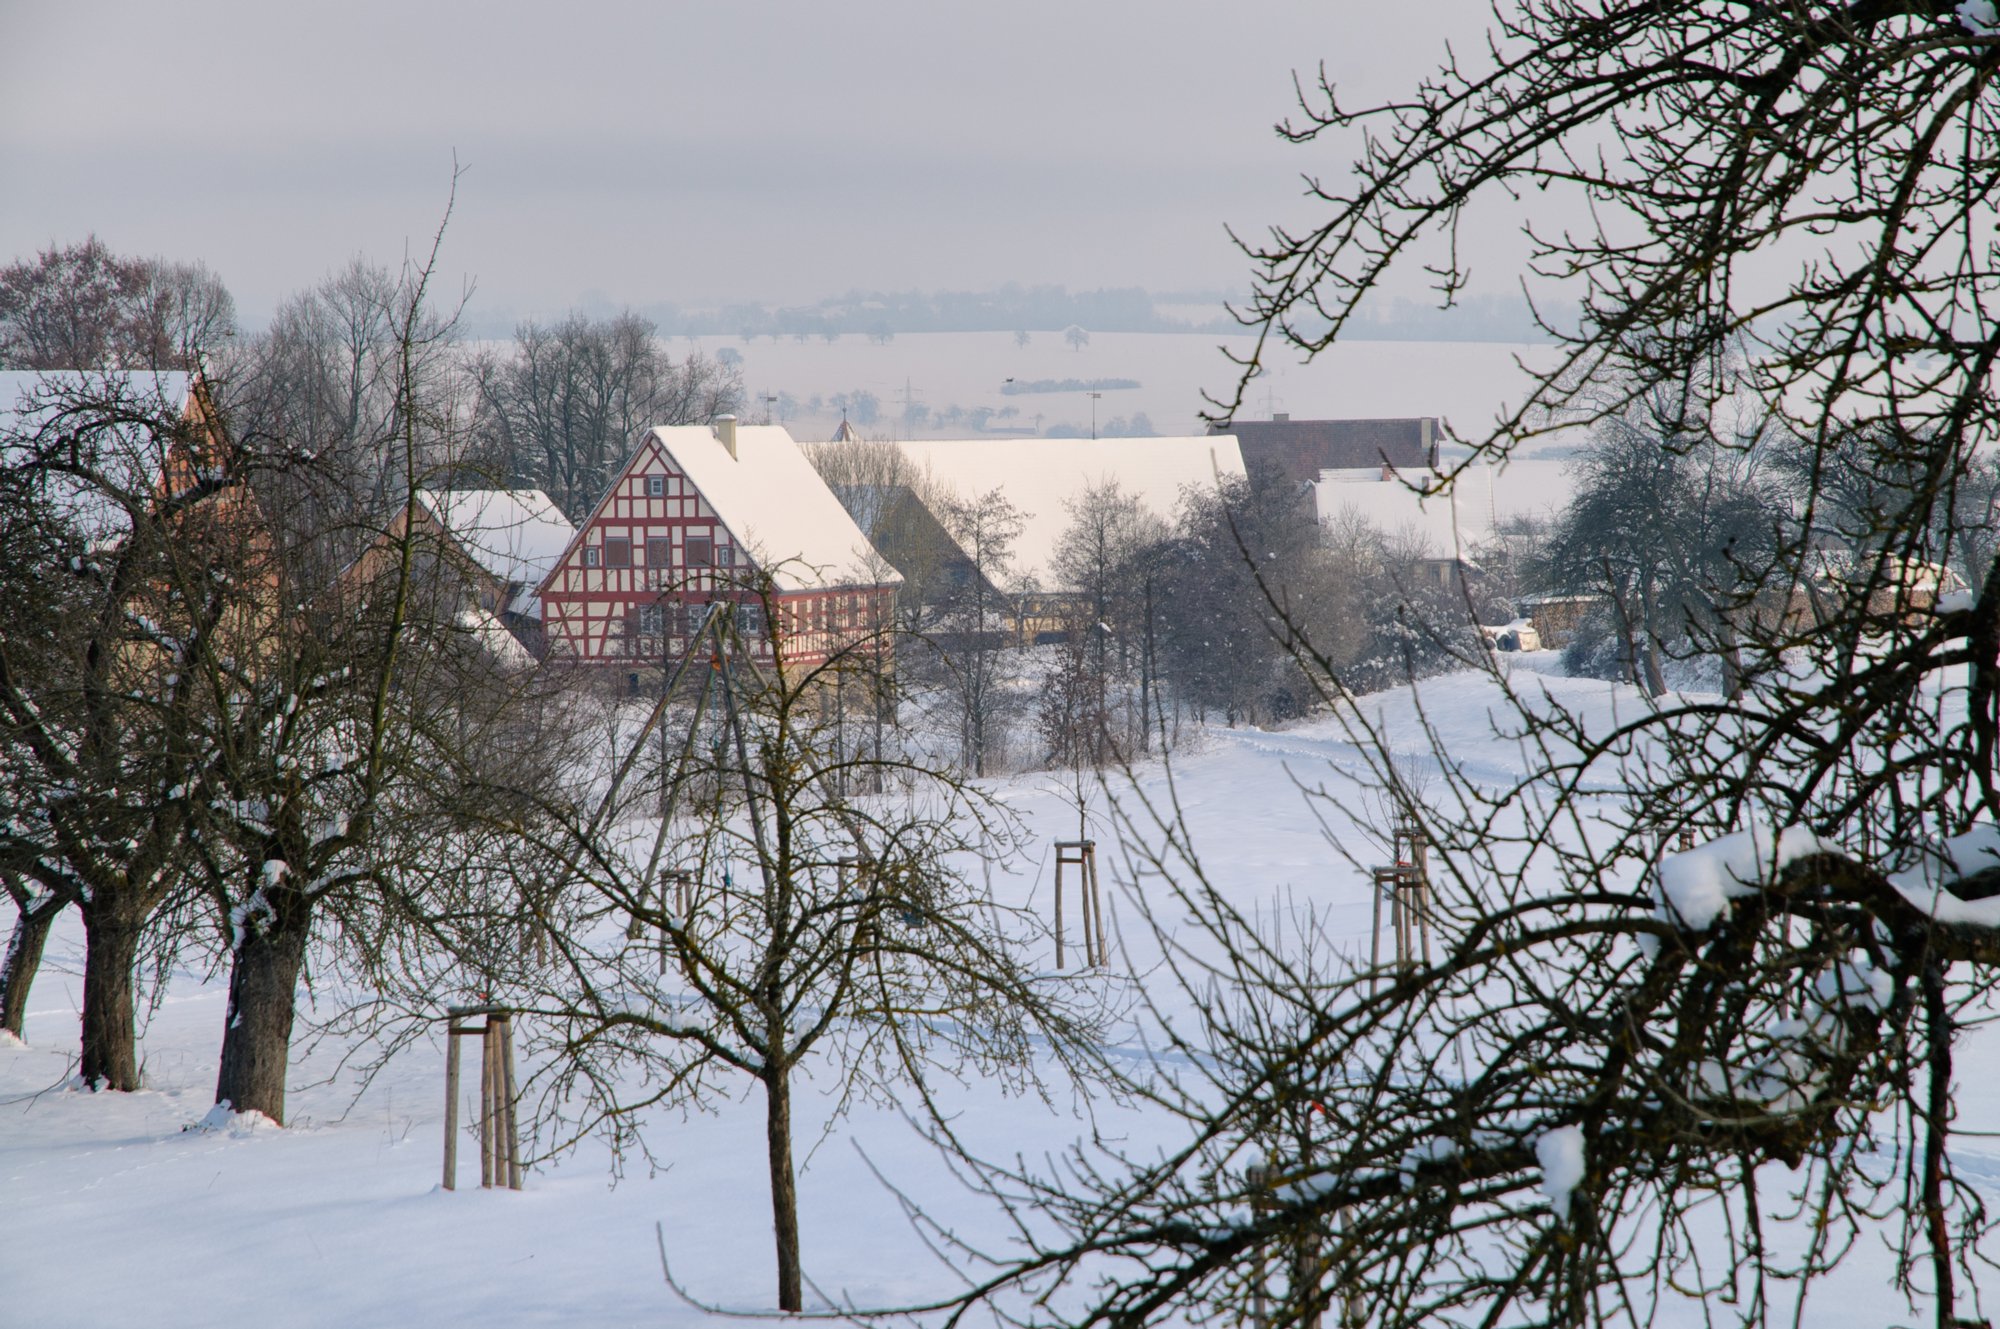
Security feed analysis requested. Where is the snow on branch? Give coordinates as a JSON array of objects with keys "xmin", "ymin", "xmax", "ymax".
[
  {"xmin": 1888, "ymin": 824, "xmax": 2000, "ymax": 928},
  {"xmin": 1657, "ymin": 822, "xmax": 1837, "ymax": 930}
]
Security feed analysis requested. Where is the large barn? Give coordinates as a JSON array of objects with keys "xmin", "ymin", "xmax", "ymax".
[
  {"xmin": 1212, "ymin": 415, "xmax": 1441, "ymax": 494},
  {"xmin": 537, "ymin": 418, "xmax": 899, "ymax": 680},
  {"xmin": 890, "ymin": 434, "xmax": 1248, "ymax": 588}
]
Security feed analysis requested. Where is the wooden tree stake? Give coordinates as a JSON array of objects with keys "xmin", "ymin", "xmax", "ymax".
[
  {"xmin": 443, "ymin": 1004, "xmax": 524, "ymax": 1193},
  {"xmin": 1054, "ymin": 841, "xmax": 1104, "ymax": 969}
]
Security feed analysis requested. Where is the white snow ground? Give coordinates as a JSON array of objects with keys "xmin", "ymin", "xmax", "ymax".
[{"xmin": 4, "ymin": 660, "xmax": 1995, "ymax": 1326}]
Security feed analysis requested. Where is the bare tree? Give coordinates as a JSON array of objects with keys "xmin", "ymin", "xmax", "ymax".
[
  {"xmin": 1040, "ymin": 479, "xmax": 1164, "ymax": 765},
  {"xmin": 0, "ymin": 370, "xmax": 235, "ymax": 1087},
  {"xmin": 806, "ymin": 438, "xmax": 971, "ymax": 636},
  {"xmin": 225, "ymin": 257, "xmax": 445, "ymax": 524},
  {"xmin": 469, "ymin": 311, "xmax": 741, "ymax": 521},
  {"xmin": 413, "ymin": 600, "xmax": 1108, "ymax": 1312},
  {"xmin": 933, "ymin": 487, "xmax": 1026, "ymax": 776},
  {"xmin": 1150, "ymin": 472, "xmax": 1358, "ymax": 726},
  {"xmin": 0, "ymin": 235, "xmax": 235, "ymax": 372},
  {"xmin": 916, "ymin": 3, "xmax": 2000, "ymax": 1326},
  {"xmin": 1549, "ymin": 375, "xmax": 1784, "ymax": 697},
  {"xmin": 187, "ymin": 204, "xmax": 567, "ymax": 1125}
]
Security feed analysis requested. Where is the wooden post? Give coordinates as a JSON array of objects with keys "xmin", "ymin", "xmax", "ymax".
[
  {"xmin": 481, "ymin": 1019, "xmax": 498, "ymax": 1188},
  {"xmin": 1370, "ymin": 869, "xmax": 1386, "ymax": 976},
  {"xmin": 1054, "ymin": 851, "xmax": 1066, "ymax": 970},
  {"xmin": 1089, "ymin": 848, "xmax": 1107, "ymax": 968},
  {"xmin": 1372, "ymin": 814, "xmax": 1434, "ymax": 986},
  {"xmin": 442, "ymin": 1017, "xmax": 462, "ymax": 1191},
  {"xmin": 1053, "ymin": 841, "xmax": 1100, "ymax": 970},
  {"xmin": 444, "ymin": 1004, "xmax": 524, "ymax": 1194},
  {"xmin": 1076, "ymin": 853, "xmax": 1096, "ymax": 967},
  {"xmin": 498, "ymin": 1012, "xmax": 523, "ymax": 1191},
  {"xmin": 1401, "ymin": 812, "xmax": 1433, "ymax": 969}
]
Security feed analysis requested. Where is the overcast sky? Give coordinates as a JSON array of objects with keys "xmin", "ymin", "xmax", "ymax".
[{"xmin": 0, "ymin": 1, "xmax": 1502, "ymax": 322}]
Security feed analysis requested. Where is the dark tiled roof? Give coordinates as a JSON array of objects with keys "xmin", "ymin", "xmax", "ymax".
[{"xmin": 1213, "ymin": 417, "xmax": 1438, "ymax": 488}]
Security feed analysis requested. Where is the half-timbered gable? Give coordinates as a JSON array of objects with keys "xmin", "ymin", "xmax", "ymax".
[{"xmin": 538, "ymin": 419, "xmax": 899, "ymax": 678}]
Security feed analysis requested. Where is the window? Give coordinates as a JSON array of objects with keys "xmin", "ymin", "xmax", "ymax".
[
  {"xmin": 716, "ymin": 543, "xmax": 734, "ymax": 567},
  {"xmin": 646, "ymin": 475, "xmax": 665, "ymax": 497},
  {"xmin": 583, "ymin": 546, "xmax": 601, "ymax": 568},
  {"xmin": 606, "ymin": 538, "xmax": 632, "ymax": 568},
  {"xmin": 647, "ymin": 537, "xmax": 671, "ymax": 568},
  {"xmin": 687, "ymin": 536, "xmax": 712, "ymax": 567},
  {"xmin": 736, "ymin": 602, "xmax": 764, "ymax": 636},
  {"xmin": 637, "ymin": 603, "xmax": 664, "ymax": 637}
]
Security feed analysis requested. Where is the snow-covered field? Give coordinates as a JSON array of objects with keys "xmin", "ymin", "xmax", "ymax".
[
  {"xmin": 4, "ymin": 661, "xmax": 1994, "ymax": 1326},
  {"xmin": 673, "ymin": 331, "xmax": 1561, "ymax": 447}
]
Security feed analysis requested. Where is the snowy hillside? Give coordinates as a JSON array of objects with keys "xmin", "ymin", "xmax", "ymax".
[{"xmin": 4, "ymin": 662, "xmax": 1994, "ymax": 1326}]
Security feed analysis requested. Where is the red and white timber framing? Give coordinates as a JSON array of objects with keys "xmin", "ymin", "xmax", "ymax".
[{"xmin": 537, "ymin": 434, "xmax": 895, "ymax": 675}]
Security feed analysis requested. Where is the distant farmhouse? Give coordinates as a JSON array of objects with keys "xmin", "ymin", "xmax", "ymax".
[
  {"xmin": 892, "ymin": 434, "xmax": 1248, "ymax": 590},
  {"xmin": 1213, "ymin": 414, "xmax": 1577, "ymax": 591},
  {"xmin": 1215, "ymin": 415, "xmax": 1440, "ymax": 492},
  {"xmin": 537, "ymin": 417, "xmax": 898, "ymax": 684},
  {"xmin": 891, "ymin": 434, "xmax": 1249, "ymax": 642}
]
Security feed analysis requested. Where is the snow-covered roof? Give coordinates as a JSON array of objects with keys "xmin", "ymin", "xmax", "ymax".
[
  {"xmin": 457, "ymin": 606, "xmax": 535, "ymax": 670},
  {"xmin": 416, "ymin": 489, "xmax": 577, "ymax": 590},
  {"xmin": 891, "ymin": 435, "xmax": 1248, "ymax": 588},
  {"xmin": 1313, "ymin": 457, "xmax": 1576, "ymax": 558},
  {"xmin": 645, "ymin": 424, "xmax": 898, "ymax": 592},
  {"xmin": 0, "ymin": 370, "xmax": 194, "ymax": 544}
]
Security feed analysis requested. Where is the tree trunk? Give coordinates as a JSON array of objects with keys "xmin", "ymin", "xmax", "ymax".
[
  {"xmin": 1641, "ymin": 636, "xmax": 1668, "ymax": 698},
  {"xmin": 763, "ymin": 1064, "xmax": 804, "ymax": 1312},
  {"xmin": 213, "ymin": 909, "xmax": 312, "ymax": 1124},
  {"xmin": 78, "ymin": 909, "xmax": 142, "ymax": 1090},
  {"xmin": 0, "ymin": 898, "xmax": 60, "ymax": 1038}
]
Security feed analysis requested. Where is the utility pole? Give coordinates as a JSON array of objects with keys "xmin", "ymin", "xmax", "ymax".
[
  {"xmin": 1088, "ymin": 391, "xmax": 1102, "ymax": 440},
  {"xmin": 894, "ymin": 377, "xmax": 924, "ymax": 437}
]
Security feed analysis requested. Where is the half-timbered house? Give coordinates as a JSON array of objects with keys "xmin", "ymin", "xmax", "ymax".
[{"xmin": 537, "ymin": 417, "xmax": 899, "ymax": 683}]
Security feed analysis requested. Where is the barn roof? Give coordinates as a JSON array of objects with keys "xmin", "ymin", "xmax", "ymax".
[
  {"xmin": 1216, "ymin": 416, "xmax": 1439, "ymax": 490},
  {"xmin": 892, "ymin": 435, "xmax": 1247, "ymax": 588},
  {"xmin": 417, "ymin": 489, "xmax": 576, "ymax": 588},
  {"xmin": 643, "ymin": 424, "xmax": 898, "ymax": 592}
]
